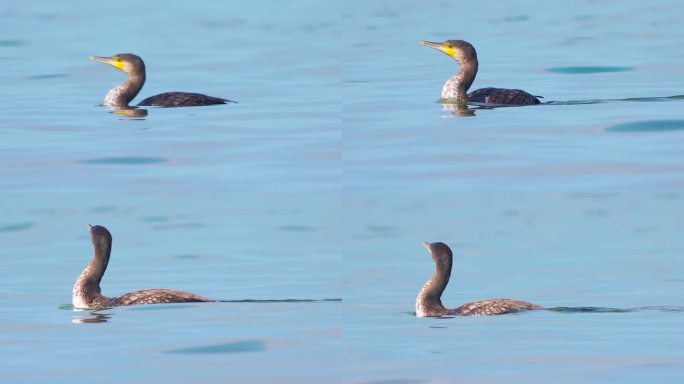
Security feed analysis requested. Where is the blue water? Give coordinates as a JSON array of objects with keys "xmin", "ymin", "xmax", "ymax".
[
  {"xmin": 344, "ymin": 193, "xmax": 684, "ymax": 382},
  {"xmin": 344, "ymin": 1, "xmax": 684, "ymax": 192},
  {"xmin": 1, "ymin": 1, "xmax": 340, "ymax": 383},
  {"xmin": 2, "ymin": 0, "xmax": 684, "ymax": 383}
]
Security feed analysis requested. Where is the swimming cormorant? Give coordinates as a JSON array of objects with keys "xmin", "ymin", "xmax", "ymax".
[
  {"xmin": 72, "ymin": 224, "xmax": 213, "ymax": 309},
  {"xmin": 416, "ymin": 242, "xmax": 543, "ymax": 317},
  {"xmin": 420, "ymin": 40, "xmax": 541, "ymax": 105},
  {"xmin": 90, "ymin": 53, "xmax": 235, "ymax": 108}
]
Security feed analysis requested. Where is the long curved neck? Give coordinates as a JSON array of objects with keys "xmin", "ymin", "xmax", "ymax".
[
  {"xmin": 441, "ymin": 59, "xmax": 478, "ymax": 101},
  {"xmin": 103, "ymin": 72, "xmax": 145, "ymax": 108},
  {"xmin": 416, "ymin": 258, "xmax": 452, "ymax": 316},
  {"xmin": 72, "ymin": 241, "xmax": 111, "ymax": 307}
]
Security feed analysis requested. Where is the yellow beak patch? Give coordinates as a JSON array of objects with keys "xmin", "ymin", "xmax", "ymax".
[{"xmin": 112, "ymin": 58, "xmax": 125, "ymax": 72}]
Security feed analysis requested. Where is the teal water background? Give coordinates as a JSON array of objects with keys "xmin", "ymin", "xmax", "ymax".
[
  {"xmin": 342, "ymin": 1, "xmax": 684, "ymax": 382},
  {"xmin": 1, "ymin": 0, "xmax": 339, "ymax": 382},
  {"xmin": 345, "ymin": 1, "xmax": 684, "ymax": 191},
  {"xmin": 2, "ymin": 0, "xmax": 684, "ymax": 383}
]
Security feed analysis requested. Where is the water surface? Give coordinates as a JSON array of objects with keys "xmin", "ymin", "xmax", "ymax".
[
  {"xmin": 2, "ymin": 0, "xmax": 684, "ymax": 383},
  {"xmin": 342, "ymin": 1, "xmax": 684, "ymax": 383},
  {"xmin": 0, "ymin": 1, "xmax": 339, "ymax": 383}
]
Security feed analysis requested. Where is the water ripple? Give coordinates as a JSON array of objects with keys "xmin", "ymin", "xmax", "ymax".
[
  {"xmin": 606, "ymin": 120, "xmax": 684, "ymax": 133},
  {"xmin": 0, "ymin": 222, "xmax": 34, "ymax": 233},
  {"xmin": 0, "ymin": 39, "xmax": 26, "ymax": 47},
  {"xmin": 546, "ymin": 66, "xmax": 633, "ymax": 74},
  {"xmin": 80, "ymin": 157, "xmax": 167, "ymax": 165},
  {"xmin": 26, "ymin": 73, "xmax": 68, "ymax": 80},
  {"xmin": 358, "ymin": 380, "xmax": 427, "ymax": 384},
  {"xmin": 278, "ymin": 224, "xmax": 316, "ymax": 232},
  {"xmin": 548, "ymin": 306, "xmax": 684, "ymax": 313},
  {"xmin": 167, "ymin": 340, "xmax": 266, "ymax": 354}
]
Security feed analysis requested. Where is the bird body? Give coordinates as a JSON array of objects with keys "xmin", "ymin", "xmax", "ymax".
[
  {"xmin": 467, "ymin": 87, "xmax": 541, "ymax": 106},
  {"xmin": 138, "ymin": 92, "xmax": 230, "ymax": 107}
]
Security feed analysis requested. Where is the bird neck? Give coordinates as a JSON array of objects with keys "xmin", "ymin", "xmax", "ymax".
[
  {"xmin": 441, "ymin": 59, "xmax": 478, "ymax": 101},
  {"xmin": 103, "ymin": 72, "xmax": 145, "ymax": 108},
  {"xmin": 72, "ymin": 241, "xmax": 111, "ymax": 307},
  {"xmin": 416, "ymin": 259, "xmax": 452, "ymax": 316}
]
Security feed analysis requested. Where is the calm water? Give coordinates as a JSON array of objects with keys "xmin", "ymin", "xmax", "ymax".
[
  {"xmin": 1, "ymin": 0, "xmax": 339, "ymax": 383},
  {"xmin": 2, "ymin": 0, "xmax": 684, "ymax": 383},
  {"xmin": 344, "ymin": 0, "xmax": 684, "ymax": 192},
  {"xmin": 344, "ymin": 193, "xmax": 684, "ymax": 383}
]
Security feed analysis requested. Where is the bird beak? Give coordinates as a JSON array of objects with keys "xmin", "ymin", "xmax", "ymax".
[
  {"xmin": 419, "ymin": 41, "xmax": 455, "ymax": 57},
  {"xmin": 89, "ymin": 55, "xmax": 113, "ymax": 64},
  {"xmin": 89, "ymin": 55, "xmax": 124, "ymax": 72},
  {"xmin": 421, "ymin": 241, "xmax": 431, "ymax": 252},
  {"xmin": 87, "ymin": 224, "xmax": 93, "ymax": 232},
  {"xmin": 419, "ymin": 41, "xmax": 442, "ymax": 50}
]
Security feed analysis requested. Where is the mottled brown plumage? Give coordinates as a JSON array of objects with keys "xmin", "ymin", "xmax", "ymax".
[
  {"xmin": 72, "ymin": 225, "xmax": 213, "ymax": 309},
  {"xmin": 467, "ymin": 87, "xmax": 540, "ymax": 105},
  {"xmin": 452, "ymin": 299, "xmax": 543, "ymax": 316},
  {"xmin": 420, "ymin": 40, "xmax": 541, "ymax": 105},
  {"xmin": 416, "ymin": 242, "xmax": 543, "ymax": 317},
  {"xmin": 138, "ymin": 92, "xmax": 230, "ymax": 107},
  {"xmin": 112, "ymin": 289, "xmax": 211, "ymax": 306}
]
